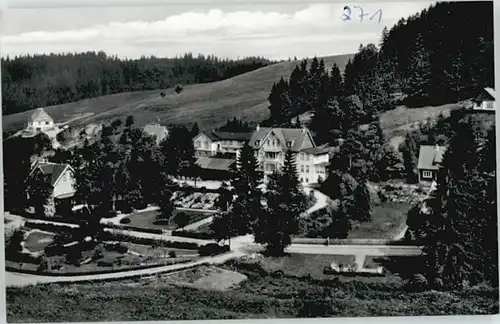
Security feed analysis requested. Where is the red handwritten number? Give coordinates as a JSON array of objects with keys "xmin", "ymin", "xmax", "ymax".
[
  {"xmin": 370, "ymin": 9, "xmax": 382, "ymax": 23},
  {"xmin": 353, "ymin": 6, "xmax": 369, "ymax": 22}
]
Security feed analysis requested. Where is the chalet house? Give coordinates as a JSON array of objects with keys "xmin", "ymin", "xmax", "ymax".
[
  {"xmin": 417, "ymin": 144, "xmax": 447, "ymax": 184},
  {"xmin": 27, "ymin": 108, "xmax": 55, "ymax": 132},
  {"xmin": 247, "ymin": 125, "xmax": 332, "ymax": 185},
  {"xmin": 27, "ymin": 161, "xmax": 77, "ymax": 217},
  {"xmin": 143, "ymin": 123, "xmax": 169, "ymax": 144},
  {"xmin": 471, "ymin": 87, "xmax": 495, "ymax": 111},
  {"xmin": 193, "ymin": 131, "xmax": 253, "ymax": 158}
]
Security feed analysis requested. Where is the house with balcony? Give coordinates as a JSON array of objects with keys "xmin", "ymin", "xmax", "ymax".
[
  {"xmin": 247, "ymin": 125, "xmax": 332, "ymax": 185},
  {"xmin": 193, "ymin": 131, "xmax": 252, "ymax": 158}
]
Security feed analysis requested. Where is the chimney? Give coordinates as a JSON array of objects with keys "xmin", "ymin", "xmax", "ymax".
[
  {"xmin": 434, "ymin": 144, "xmax": 440, "ymax": 152},
  {"xmin": 301, "ymin": 126, "xmax": 307, "ymax": 134},
  {"xmin": 256, "ymin": 124, "xmax": 260, "ymax": 131}
]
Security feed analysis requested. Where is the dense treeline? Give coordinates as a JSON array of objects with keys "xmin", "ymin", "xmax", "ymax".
[
  {"xmin": 405, "ymin": 117, "xmax": 497, "ymax": 289},
  {"xmin": 382, "ymin": 1, "xmax": 494, "ymax": 106},
  {"xmin": 266, "ymin": 1, "xmax": 493, "ymax": 130},
  {"xmin": 1, "ymin": 51, "xmax": 275, "ymax": 115}
]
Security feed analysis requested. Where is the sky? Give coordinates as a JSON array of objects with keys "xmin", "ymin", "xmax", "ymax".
[{"xmin": 0, "ymin": 2, "xmax": 436, "ymax": 60}]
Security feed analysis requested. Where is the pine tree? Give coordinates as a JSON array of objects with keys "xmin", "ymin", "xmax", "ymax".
[
  {"xmin": 26, "ymin": 170, "xmax": 53, "ymax": 217},
  {"xmin": 254, "ymin": 150, "xmax": 307, "ymax": 255},
  {"xmin": 401, "ymin": 132, "xmax": 419, "ymax": 183},
  {"xmin": 229, "ymin": 143, "xmax": 264, "ymax": 234},
  {"xmin": 329, "ymin": 63, "xmax": 343, "ymax": 98}
]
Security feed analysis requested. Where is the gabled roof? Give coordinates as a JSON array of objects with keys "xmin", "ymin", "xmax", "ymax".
[
  {"xmin": 301, "ymin": 144, "xmax": 332, "ymax": 155},
  {"xmin": 195, "ymin": 131, "xmax": 252, "ymax": 142},
  {"xmin": 417, "ymin": 145, "xmax": 447, "ymax": 171},
  {"xmin": 30, "ymin": 162, "xmax": 73, "ymax": 186},
  {"xmin": 485, "ymin": 87, "xmax": 496, "ymax": 99},
  {"xmin": 249, "ymin": 127, "xmax": 315, "ymax": 152},
  {"xmin": 196, "ymin": 157, "xmax": 236, "ymax": 171},
  {"xmin": 211, "ymin": 131, "xmax": 253, "ymax": 141},
  {"xmin": 29, "ymin": 108, "xmax": 53, "ymax": 123},
  {"xmin": 143, "ymin": 124, "xmax": 169, "ymax": 143},
  {"xmin": 474, "ymin": 87, "xmax": 496, "ymax": 102}
]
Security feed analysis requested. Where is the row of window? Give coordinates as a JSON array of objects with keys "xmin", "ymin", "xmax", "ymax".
[{"xmin": 194, "ymin": 141, "xmax": 210, "ymax": 149}]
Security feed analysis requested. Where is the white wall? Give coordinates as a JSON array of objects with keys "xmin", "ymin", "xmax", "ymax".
[{"xmin": 53, "ymin": 169, "xmax": 76, "ymax": 199}]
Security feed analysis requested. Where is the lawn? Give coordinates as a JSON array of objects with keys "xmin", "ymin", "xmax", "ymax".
[
  {"xmin": 3, "ymin": 54, "xmax": 353, "ymax": 134},
  {"xmin": 6, "ymin": 265, "xmax": 498, "ymax": 321},
  {"xmin": 231, "ymin": 254, "xmax": 395, "ymax": 284},
  {"xmin": 123, "ymin": 209, "xmax": 212, "ymax": 230},
  {"xmin": 23, "ymin": 231, "xmax": 55, "ymax": 253},
  {"xmin": 348, "ymin": 202, "xmax": 410, "ymax": 239}
]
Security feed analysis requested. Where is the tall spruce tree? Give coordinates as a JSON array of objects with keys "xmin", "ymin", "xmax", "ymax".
[
  {"xmin": 254, "ymin": 150, "xmax": 307, "ymax": 255},
  {"xmin": 229, "ymin": 143, "xmax": 264, "ymax": 234}
]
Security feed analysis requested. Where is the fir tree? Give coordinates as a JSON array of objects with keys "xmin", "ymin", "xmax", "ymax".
[{"xmin": 254, "ymin": 150, "xmax": 307, "ymax": 255}]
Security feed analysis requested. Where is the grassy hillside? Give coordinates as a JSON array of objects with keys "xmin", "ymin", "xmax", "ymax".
[{"xmin": 2, "ymin": 54, "xmax": 354, "ymax": 134}]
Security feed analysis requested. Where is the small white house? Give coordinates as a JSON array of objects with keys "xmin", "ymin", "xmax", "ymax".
[
  {"xmin": 27, "ymin": 108, "xmax": 55, "ymax": 132},
  {"xmin": 472, "ymin": 88, "xmax": 495, "ymax": 111}
]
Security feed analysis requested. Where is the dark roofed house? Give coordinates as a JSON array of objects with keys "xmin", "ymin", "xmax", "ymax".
[
  {"xmin": 27, "ymin": 161, "xmax": 77, "ymax": 217},
  {"xmin": 195, "ymin": 157, "xmax": 237, "ymax": 180},
  {"xmin": 472, "ymin": 87, "xmax": 495, "ymax": 111},
  {"xmin": 417, "ymin": 144, "xmax": 447, "ymax": 184}
]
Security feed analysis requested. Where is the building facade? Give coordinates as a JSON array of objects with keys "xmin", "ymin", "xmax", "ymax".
[
  {"xmin": 193, "ymin": 131, "xmax": 253, "ymax": 158},
  {"xmin": 248, "ymin": 126, "xmax": 332, "ymax": 185},
  {"xmin": 472, "ymin": 87, "xmax": 495, "ymax": 111},
  {"xmin": 28, "ymin": 161, "xmax": 76, "ymax": 217},
  {"xmin": 27, "ymin": 108, "xmax": 55, "ymax": 132},
  {"xmin": 417, "ymin": 144, "xmax": 447, "ymax": 184}
]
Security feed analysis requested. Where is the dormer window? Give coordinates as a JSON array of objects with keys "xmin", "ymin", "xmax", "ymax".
[
  {"xmin": 256, "ymin": 140, "xmax": 260, "ymax": 146},
  {"xmin": 286, "ymin": 141, "xmax": 292, "ymax": 147}
]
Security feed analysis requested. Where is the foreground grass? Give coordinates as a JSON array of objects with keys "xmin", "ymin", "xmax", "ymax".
[{"xmin": 6, "ymin": 268, "xmax": 498, "ymax": 322}]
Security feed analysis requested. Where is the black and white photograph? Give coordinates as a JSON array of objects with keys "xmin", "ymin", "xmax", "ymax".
[{"xmin": 1, "ymin": 0, "xmax": 498, "ymax": 321}]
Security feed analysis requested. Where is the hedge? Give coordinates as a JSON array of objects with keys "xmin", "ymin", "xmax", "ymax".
[
  {"xmin": 24, "ymin": 221, "xmax": 77, "ymax": 234},
  {"xmin": 172, "ymin": 230, "xmax": 214, "ymax": 240},
  {"xmin": 6, "ymin": 259, "xmax": 194, "ymax": 277},
  {"xmin": 101, "ymin": 232, "xmax": 200, "ymax": 250},
  {"xmin": 198, "ymin": 243, "xmax": 230, "ymax": 256},
  {"xmin": 104, "ymin": 223, "xmax": 163, "ymax": 235},
  {"xmin": 6, "ymin": 251, "xmax": 41, "ymax": 264}
]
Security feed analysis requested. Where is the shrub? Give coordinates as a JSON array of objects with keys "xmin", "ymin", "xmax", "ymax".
[
  {"xmin": 37, "ymin": 257, "xmax": 49, "ymax": 273},
  {"xmin": 103, "ymin": 243, "xmax": 128, "ymax": 254},
  {"xmin": 168, "ymin": 251, "xmax": 177, "ymax": 258},
  {"xmin": 171, "ymin": 230, "xmax": 214, "ymax": 240},
  {"xmin": 120, "ymin": 218, "xmax": 131, "ymax": 224},
  {"xmin": 404, "ymin": 273, "xmax": 429, "ymax": 292},
  {"xmin": 92, "ymin": 245, "xmax": 105, "ymax": 260},
  {"xmin": 174, "ymin": 212, "xmax": 191, "ymax": 228},
  {"xmin": 153, "ymin": 219, "xmax": 170, "ymax": 226},
  {"xmin": 65, "ymin": 249, "xmax": 82, "ymax": 267},
  {"xmin": 175, "ymin": 84, "xmax": 183, "ymax": 94},
  {"xmin": 97, "ymin": 260, "xmax": 114, "ymax": 267},
  {"xmin": 198, "ymin": 243, "xmax": 230, "ymax": 256}
]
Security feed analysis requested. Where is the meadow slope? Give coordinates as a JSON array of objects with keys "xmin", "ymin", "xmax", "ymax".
[{"xmin": 2, "ymin": 54, "xmax": 353, "ymax": 134}]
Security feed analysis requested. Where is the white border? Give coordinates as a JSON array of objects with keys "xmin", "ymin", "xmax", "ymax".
[{"xmin": 0, "ymin": 1, "xmax": 499, "ymax": 324}]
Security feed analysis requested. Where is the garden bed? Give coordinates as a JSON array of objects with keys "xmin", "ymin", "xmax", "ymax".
[
  {"xmin": 6, "ymin": 241, "xmax": 200, "ymax": 275},
  {"xmin": 23, "ymin": 230, "xmax": 55, "ymax": 253}
]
